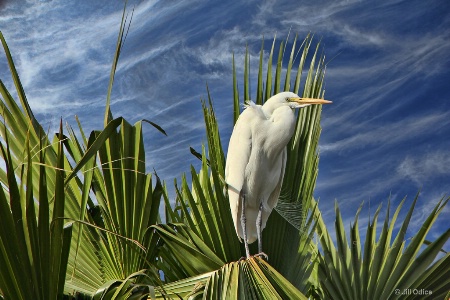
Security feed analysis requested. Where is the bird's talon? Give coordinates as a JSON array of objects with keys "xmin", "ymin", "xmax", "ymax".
[{"xmin": 254, "ymin": 252, "xmax": 268, "ymax": 260}]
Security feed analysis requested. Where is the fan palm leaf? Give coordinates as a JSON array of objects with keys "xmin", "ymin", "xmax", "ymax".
[
  {"xmin": 314, "ymin": 194, "xmax": 450, "ymax": 300},
  {"xmin": 0, "ymin": 6, "xmax": 165, "ymax": 296},
  {"xmin": 153, "ymin": 257, "xmax": 308, "ymax": 299},
  {"xmin": 0, "ymin": 118, "xmax": 72, "ymax": 299}
]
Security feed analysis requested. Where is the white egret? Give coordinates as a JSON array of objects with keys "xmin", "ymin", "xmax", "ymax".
[{"xmin": 225, "ymin": 91, "xmax": 331, "ymax": 258}]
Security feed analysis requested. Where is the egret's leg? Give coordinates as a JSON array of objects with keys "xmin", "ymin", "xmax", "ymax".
[
  {"xmin": 254, "ymin": 202, "xmax": 268, "ymax": 260},
  {"xmin": 255, "ymin": 203, "xmax": 269, "ymax": 261},
  {"xmin": 256, "ymin": 202, "xmax": 263, "ymax": 253},
  {"xmin": 240, "ymin": 192, "xmax": 250, "ymax": 258}
]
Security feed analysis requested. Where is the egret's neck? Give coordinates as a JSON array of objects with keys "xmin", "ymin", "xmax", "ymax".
[{"xmin": 263, "ymin": 106, "xmax": 296, "ymax": 158}]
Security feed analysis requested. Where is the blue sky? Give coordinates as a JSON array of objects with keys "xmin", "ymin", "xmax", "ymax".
[{"xmin": 0, "ymin": 0, "xmax": 449, "ymax": 249}]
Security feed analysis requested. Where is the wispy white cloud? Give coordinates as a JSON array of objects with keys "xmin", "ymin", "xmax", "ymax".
[
  {"xmin": 397, "ymin": 150, "xmax": 450, "ymax": 185},
  {"xmin": 1, "ymin": 3, "xmax": 123, "ymax": 114},
  {"xmin": 320, "ymin": 111, "xmax": 450, "ymax": 153}
]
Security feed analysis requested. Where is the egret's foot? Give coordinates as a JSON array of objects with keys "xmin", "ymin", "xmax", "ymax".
[
  {"xmin": 239, "ymin": 246, "xmax": 251, "ymax": 261},
  {"xmin": 254, "ymin": 252, "xmax": 268, "ymax": 261}
]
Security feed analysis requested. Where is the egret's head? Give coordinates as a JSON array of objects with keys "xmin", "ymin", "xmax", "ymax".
[{"xmin": 265, "ymin": 92, "xmax": 332, "ymax": 112}]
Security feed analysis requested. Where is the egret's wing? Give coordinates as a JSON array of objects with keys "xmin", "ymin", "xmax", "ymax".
[
  {"xmin": 225, "ymin": 108, "xmax": 257, "ymax": 191},
  {"xmin": 225, "ymin": 108, "xmax": 256, "ymax": 239},
  {"xmin": 266, "ymin": 147, "xmax": 287, "ymax": 210}
]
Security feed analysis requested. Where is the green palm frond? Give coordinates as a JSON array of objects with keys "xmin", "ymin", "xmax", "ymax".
[
  {"xmin": 0, "ymin": 32, "xmax": 80, "ymax": 220},
  {"xmin": 403, "ymin": 251, "xmax": 450, "ymax": 299},
  {"xmin": 1, "ymin": 8, "xmax": 165, "ymax": 297},
  {"xmin": 314, "ymin": 194, "xmax": 450, "ymax": 300},
  {"xmin": 62, "ymin": 117, "xmax": 165, "ymax": 294},
  {"xmin": 92, "ymin": 270, "xmax": 156, "ymax": 300},
  {"xmin": 62, "ymin": 14, "xmax": 167, "ymax": 292},
  {"xmin": 152, "ymin": 223, "xmax": 225, "ymax": 280},
  {"xmin": 0, "ymin": 119, "xmax": 72, "ymax": 299},
  {"xmin": 153, "ymin": 257, "xmax": 308, "ymax": 299}
]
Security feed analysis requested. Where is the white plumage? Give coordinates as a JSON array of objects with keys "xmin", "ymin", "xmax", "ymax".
[{"xmin": 225, "ymin": 92, "xmax": 331, "ymax": 257}]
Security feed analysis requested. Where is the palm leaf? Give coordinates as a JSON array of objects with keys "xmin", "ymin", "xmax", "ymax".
[
  {"xmin": 0, "ymin": 120, "xmax": 72, "ymax": 299},
  {"xmin": 403, "ymin": 250, "xmax": 450, "ymax": 299},
  {"xmin": 92, "ymin": 270, "xmax": 156, "ymax": 300},
  {"xmin": 315, "ymin": 194, "xmax": 450, "ymax": 300},
  {"xmin": 63, "ymin": 114, "xmax": 166, "ymax": 295},
  {"xmin": 1, "ymin": 6, "xmax": 166, "ymax": 296},
  {"xmin": 153, "ymin": 257, "xmax": 308, "ymax": 299},
  {"xmin": 104, "ymin": 1, "xmax": 133, "ymax": 126},
  {"xmin": 61, "ymin": 4, "xmax": 166, "ymax": 294}
]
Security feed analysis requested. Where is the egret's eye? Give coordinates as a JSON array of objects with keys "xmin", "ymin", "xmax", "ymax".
[{"xmin": 285, "ymin": 97, "xmax": 290, "ymax": 102}]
